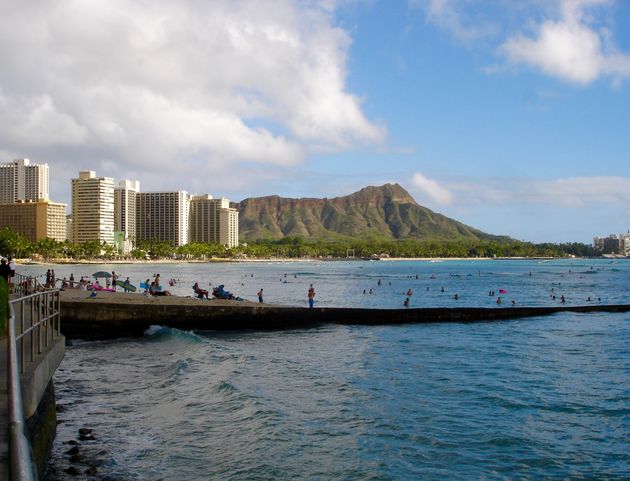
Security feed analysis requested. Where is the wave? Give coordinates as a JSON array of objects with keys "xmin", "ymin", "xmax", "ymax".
[{"xmin": 144, "ymin": 325, "xmax": 206, "ymax": 344}]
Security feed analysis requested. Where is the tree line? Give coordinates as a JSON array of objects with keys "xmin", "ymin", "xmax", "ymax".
[{"xmin": 0, "ymin": 227, "xmax": 598, "ymax": 260}]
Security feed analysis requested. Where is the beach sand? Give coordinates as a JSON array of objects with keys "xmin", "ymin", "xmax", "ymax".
[{"xmin": 60, "ymin": 288, "xmax": 262, "ymax": 307}]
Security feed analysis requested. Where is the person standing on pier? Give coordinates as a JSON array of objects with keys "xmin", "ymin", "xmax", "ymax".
[
  {"xmin": 308, "ymin": 284, "xmax": 315, "ymax": 308},
  {"xmin": 0, "ymin": 258, "xmax": 12, "ymax": 283},
  {"xmin": 257, "ymin": 288, "xmax": 264, "ymax": 303}
]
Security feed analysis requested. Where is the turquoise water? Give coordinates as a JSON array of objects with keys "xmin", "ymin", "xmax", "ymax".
[{"xmin": 46, "ymin": 260, "xmax": 630, "ymax": 480}]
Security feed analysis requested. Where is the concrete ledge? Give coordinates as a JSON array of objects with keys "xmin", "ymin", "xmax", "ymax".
[
  {"xmin": 60, "ymin": 297, "xmax": 630, "ymax": 340},
  {"xmin": 20, "ymin": 336, "xmax": 65, "ymax": 418}
]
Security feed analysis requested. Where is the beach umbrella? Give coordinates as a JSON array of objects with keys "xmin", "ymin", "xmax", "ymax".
[{"xmin": 92, "ymin": 271, "xmax": 112, "ymax": 278}]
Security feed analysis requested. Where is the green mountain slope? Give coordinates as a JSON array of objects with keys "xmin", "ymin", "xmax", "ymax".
[{"xmin": 237, "ymin": 183, "xmax": 505, "ymax": 242}]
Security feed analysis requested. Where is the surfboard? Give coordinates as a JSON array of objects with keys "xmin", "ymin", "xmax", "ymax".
[
  {"xmin": 116, "ymin": 280, "xmax": 137, "ymax": 292},
  {"xmin": 139, "ymin": 282, "xmax": 161, "ymax": 291}
]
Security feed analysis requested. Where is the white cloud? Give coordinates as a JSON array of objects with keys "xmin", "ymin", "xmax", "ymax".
[
  {"xmin": 411, "ymin": 0, "xmax": 497, "ymax": 42},
  {"xmin": 501, "ymin": 0, "xmax": 630, "ymax": 85},
  {"xmin": 0, "ymin": 0, "xmax": 384, "ymax": 187},
  {"xmin": 449, "ymin": 175, "xmax": 630, "ymax": 207},
  {"xmin": 411, "ymin": 172, "xmax": 454, "ymax": 205}
]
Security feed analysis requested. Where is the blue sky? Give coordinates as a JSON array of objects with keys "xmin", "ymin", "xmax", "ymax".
[{"xmin": 0, "ymin": 0, "xmax": 628, "ymax": 243}]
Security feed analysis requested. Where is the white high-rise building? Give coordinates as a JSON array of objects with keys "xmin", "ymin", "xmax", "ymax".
[
  {"xmin": 71, "ymin": 171, "xmax": 115, "ymax": 245},
  {"xmin": 136, "ymin": 191, "xmax": 189, "ymax": 247},
  {"xmin": 189, "ymin": 195, "xmax": 239, "ymax": 248},
  {"xmin": 0, "ymin": 158, "xmax": 49, "ymax": 203},
  {"xmin": 114, "ymin": 179, "xmax": 139, "ymax": 246}
]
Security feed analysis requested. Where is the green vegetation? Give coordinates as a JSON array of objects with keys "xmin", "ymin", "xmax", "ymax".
[{"xmin": 0, "ymin": 227, "xmax": 598, "ymax": 261}]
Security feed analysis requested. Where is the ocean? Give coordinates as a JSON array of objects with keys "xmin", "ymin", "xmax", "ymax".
[{"xmin": 37, "ymin": 259, "xmax": 629, "ymax": 480}]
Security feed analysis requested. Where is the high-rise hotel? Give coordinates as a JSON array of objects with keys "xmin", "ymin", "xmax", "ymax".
[
  {"xmin": 71, "ymin": 171, "xmax": 115, "ymax": 244},
  {"xmin": 136, "ymin": 191, "xmax": 189, "ymax": 247},
  {"xmin": 0, "ymin": 158, "xmax": 67, "ymax": 241},
  {"xmin": 114, "ymin": 179, "xmax": 139, "ymax": 246},
  {"xmin": 189, "ymin": 195, "xmax": 239, "ymax": 248},
  {"xmin": 0, "ymin": 158, "xmax": 49, "ymax": 203}
]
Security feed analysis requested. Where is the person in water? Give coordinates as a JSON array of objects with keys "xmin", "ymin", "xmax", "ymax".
[{"xmin": 403, "ymin": 297, "xmax": 410, "ymax": 307}]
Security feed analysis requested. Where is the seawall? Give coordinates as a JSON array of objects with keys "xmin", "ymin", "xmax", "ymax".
[{"xmin": 59, "ymin": 291, "xmax": 630, "ymax": 340}]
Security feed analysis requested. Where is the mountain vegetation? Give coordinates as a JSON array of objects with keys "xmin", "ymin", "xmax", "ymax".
[{"xmin": 237, "ymin": 183, "xmax": 506, "ymax": 242}]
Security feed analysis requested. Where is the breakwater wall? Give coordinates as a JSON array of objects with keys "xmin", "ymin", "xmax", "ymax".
[{"xmin": 60, "ymin": 298, "xmax": 630, "ymax": 340}]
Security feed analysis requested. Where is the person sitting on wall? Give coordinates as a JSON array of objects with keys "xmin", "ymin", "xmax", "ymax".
[
  {"xmin": 193, "ymin": 282, "xmax": 209, "ymax": 299},
  {"xmin": 150, "ymin": 281, "xmax": 171, "ymax": 296}
]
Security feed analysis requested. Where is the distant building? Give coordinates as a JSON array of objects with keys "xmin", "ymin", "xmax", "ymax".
[
  {"xmin": 71, "ymin": 171, "xmax": 115, "ymax": 245},
  {"xmin": 0, "ymin": 158, "xmax": 49, "ymax": 203},
  {"xmin": 0, "ymin": 200, "xmax": 67, "ymax": 242},
  {"xmin": 189, "ymin": 195, "xmax": 239, "ymax": 248},
  {"xmin": 136, "ymin": 191, "xmax": 189, "ymax": 247},
  {"xmin": 623, "ymin": 232, "xmax": 630, "ymax": 257},
  {"xmin": 593, "ymin": 234, "xmax": 623, "ymax": 254},
  {"xmin": 114, "ymin": 179, "xmax": 139, "ymax": 250}
]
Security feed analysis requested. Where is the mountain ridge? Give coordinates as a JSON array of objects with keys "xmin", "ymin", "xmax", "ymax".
[{"xmin": 236, "ymin": 183, "xmax": 505, "ymax": 242}]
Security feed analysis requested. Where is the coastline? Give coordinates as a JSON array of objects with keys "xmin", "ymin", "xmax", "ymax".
[{"xmin": 17, "ymin": 255, "xmax": 578, "ymax": 266}]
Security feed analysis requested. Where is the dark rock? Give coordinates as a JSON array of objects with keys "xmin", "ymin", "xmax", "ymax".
[
  {"xmin": 65, "ymin": 446, "xmax": 80, "ymax": 455},
  {"xmin": 69, "ymin": 454, "xmax": 86, "ymax": 463},
  {"xmin": 64, "ymin": 466, "xmax": 81, "ymax": 475},
  {"xmin": 56, "ymin": 404, "xmax": 67, "ymax": 412},
  {"xmin": 85, "ymin": 466, "xmax": 98, "ymax": 476},
  {"xmin": 78, "ymin": 427, "xmax": 93, "ymax": 435},
  {"xmin": 79, "ymin": 434, "xmax": 96, "ymax": 441},
  {"xmin": 66, "ymin": 439, "xmax": 79, "ymax": 445}
]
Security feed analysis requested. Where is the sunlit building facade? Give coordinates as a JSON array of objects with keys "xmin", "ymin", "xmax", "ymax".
[
  {"xmin": 136, "ymin": 191, "xmax": 189, "ymax": 247},
  {"xmin": 71, "ymin": 171, "xmax": 115, "ymax": 245},
  {"xmin": 189, "ymin": 195, "xmax": 239, "ymax": 248},
  {"xmin": 0, "ymin": 158, "xmax": 49, "ymax": 203}
]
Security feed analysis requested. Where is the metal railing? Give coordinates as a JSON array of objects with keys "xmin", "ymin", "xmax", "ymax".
[
  {"xmin": 11, "ymin": 290, "xmax": 61, "ymax": 373},
  {"xmin": 12, "ymin": 273, "xmax": 47, "ymax": 298},
  {"xmin": 6, "ymin": 287, "xmax": 61, "ymax": 481}
]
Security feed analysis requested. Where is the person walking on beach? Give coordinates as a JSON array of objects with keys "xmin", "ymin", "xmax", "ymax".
[
  {"xmin": 308, "ymin": 284, "xmax": 315, "ymax": 308},
  {"xmin": 257, "ymin": 288, "xmax": 264, "ymax": 303}
]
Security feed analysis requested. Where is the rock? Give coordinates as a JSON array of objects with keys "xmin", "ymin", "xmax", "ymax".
[
  {"xmin": 65, "ymin": 446, "xmax": 80, "ymax": 455},
  {"xmin": 65, "ymin": 439, "xmax": 79, "ymax": 445},
  {"xmin": 79, "ymin": 427, "xmax": 93, "ymax": 435},
  {"xmin": 85, "ymin": 466, "xmax": 98, "ymax": 476},
  {"xmin": 79, "ymin": 434, "xmax": 96, "ymax": 441},
  {"xmin": 64, "ymin": 466, "xmax": 81, "ymax": 475},
  {"xmin": 69, "ymin": 454, "xmax": 85, "ymax": 463},
  {"xmin": 56, "ymin": 404, "xmax": 67, "ymax": 412}
]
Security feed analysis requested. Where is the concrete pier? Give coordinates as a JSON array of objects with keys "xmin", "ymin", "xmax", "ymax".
[{"xmin": 59, "ymin": 290, "xmax": 630, "ymax": 340}]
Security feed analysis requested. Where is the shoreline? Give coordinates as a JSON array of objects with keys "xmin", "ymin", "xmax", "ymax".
[{"xmin": 16, "ymin": 255, "xmax": 611, "ymax": 266}]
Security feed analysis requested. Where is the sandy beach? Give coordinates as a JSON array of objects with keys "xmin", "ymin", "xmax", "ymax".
[{"xmin": 59, "ymin": 288, "xmax": 263, "ymax": 307}]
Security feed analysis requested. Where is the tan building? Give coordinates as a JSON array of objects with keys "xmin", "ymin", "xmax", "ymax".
[
  {"xmin": 136, "ymin": 191, "xmax": 189, "ymax": 247},
  {"xmin": 114, "ymin": 179, "xmax": 139, "ymax": 247},
  {"xmin": 71, "ymin": 171, "xmax": 115, "ymax": 244},
  {"xmin": 0, "ymin": 200, "xmax": 67, "ymax": 242},
  {"xmin": 0, "ymin": 158, "xmax": 49, "ymax": 203},
  {"xmin": 189, "ymin": 195, "xmax": 239, "ymax": 248}
]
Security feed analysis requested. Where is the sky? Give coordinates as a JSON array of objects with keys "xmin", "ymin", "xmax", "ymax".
[{"xmin": 0, "ymin": 0, "xmax": 629, "ymax": 243}]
